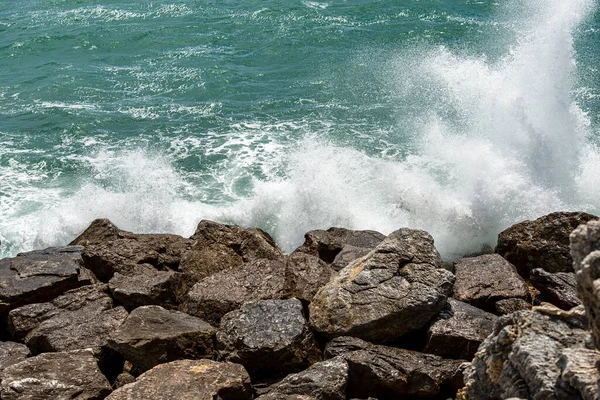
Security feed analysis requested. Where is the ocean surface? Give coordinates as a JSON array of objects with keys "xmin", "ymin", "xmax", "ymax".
[{"xmin": 1, "ymin": 0, "xmax": 599, "ymax": 259}]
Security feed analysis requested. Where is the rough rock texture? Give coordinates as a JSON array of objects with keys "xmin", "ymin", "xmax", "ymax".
[
  {"xmin": 452, "ymin": 254, "xmax": 529, "ymax": 312},
  {"xmin": 283, "ymin": 253, "xmax": 335, "ymax": 303},
  {"xmin": 181, "ymin": 258, "xmax": 287, "ymax": 326},
  {"xmin": 179, "ymin": 220, "xmax": 283, "ymax": 281},
  {"xmin": 458, "ymin": 306, "xmax": 592, "ymax": 400},
  {"xmin": 0, "ymin": 342, "xmax": 30, "ymax": 371},
  {"xmin": 424, "ymin": 298, "xmax": 498, "ymax": 360},
  {"xmin": 294, "ymin": 227, "xmax": 385, "ymax": 265},
  {"xmin": 309, "ymin": 228, "xmax": 454, "ymax": 342},
  {"xmin": 0, "ymin": 246, "xmax": 93, "ymax": 313},
  {"xmin": 325, "ymin": 336, "xmax": 465, "ymax": 399},
  {"xmin": 0, "ymin": 349, "xmax": 111, "ymax": 400},
  {"xmin": 494, "ymin": 298, "xmax": 532, "ymax": 315},
  {"xmin": 557, "ymin": 347, "xmax": 600, "ymax": 400},
  {"xmin": 257, "ymin": 357, "xmax": 349, "ymax": 400},
  {"xmin": 108, "ymin": 305, "xmax": 216, "ymax": 373},
  {"xmin": 530, "ymin": 268, "xmax": 581, "ymax": 310},
  {"xmin": 496, "ymin": 211, "xmax": 597, "ymax": 276},
  {"xmin": 217, "ymin": 299, "xmax": 321, "ymax": 379},
  {"xmin": 7, "ymin": 284, "xmax": 128, "ymax": 356},
  {"xmin": 330, "ymin": 245, "xmax": 373, "ymax": 271},
  {"xmin": 106, "ymin": 359, "xmax": 253, "ymax": 400}
]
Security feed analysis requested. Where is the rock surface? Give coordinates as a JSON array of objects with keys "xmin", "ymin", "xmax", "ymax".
[
  {"xmin": 108, "ymin": 305, "xmax": 216, "ymax": 373},
  {"xmin": 309, "ymin": 228, "xmax": 454, "ymax": 342},
  {"xmin": 325, "ymin": 336, "xmax": 464, "ymax": 399},
  {"xmin": 106, "ymin": 359, "xmax": 253, "ymax": 400},
  {"xmin": 0, "ymin": 342, "xmax": 30, "ymax": 371},
  {"xmin": 283, "ymin": 253, "xmax": 335, "ymax": 303},
  {"xmin": 217, "ymin": 299, "xmax": 321, "ymax": 379},
  {"xmin": 452, "ymin": 254, "xmax": 529, "ymax": 312},
  {"xmin": 530, "ymin": 268, "xmax": 581, "ymax": 310},
  {"xmin": 494, "ymin": 298, "xmax": 532, "ymax": 315},
  {"xmin": 0, "ymin": 349, "xmax": 112, "ymax": 400},
  {"xmin": 496, "ymin": 211, "xmax": 597, "ymax": 276},
  {"xmin": 424, "ymin": 298, "xmax": 497, "ymax": 360}
]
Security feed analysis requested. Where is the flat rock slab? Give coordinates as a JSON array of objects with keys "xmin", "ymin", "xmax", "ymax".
[
  {"xmin": 496, "ymin": 211, "xmax": 597, "ymax": 276},
  {"xmin": 106, "ymin": 359, "xmax": 253, "ymax": 400},
  {"xmin": 257, "ymin": 357, "xmax": 348, "ymax": 400},
  {"xmin": 452, "ymin": 254, "xmax": 529, "ymax": 312},
  {"xmin": 424, "ymin": 298, "xmax": 497, "ymax": 360},
  {"xmin": 325, "ymin": 336, "xmax": 464, "ymax": 400},
  {"xmin": 217, "ymin": 299, "xmax": 321, "ymax": 379},
  {"xmin": 0, "ymin": 342, "xmax": 30, "ymax": 371},
  {"xmin": 530, "ymin": 268, "xmax": 581, "ymax": 310},
  {"xmin": 108, "ymin": 305, "xmax": 216, "ymax": 373},
  {"xmin": 309, "ymin": 228, "xmax": 454, "ymax": 342},
  {"xmin": 0, "ymin": 349, "xmax": 111, "ymax": 400}
]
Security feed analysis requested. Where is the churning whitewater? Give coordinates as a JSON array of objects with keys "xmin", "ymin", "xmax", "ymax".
[{"xmin": 0, "ymin": 0, "xmax": 599, "ymax": 258}]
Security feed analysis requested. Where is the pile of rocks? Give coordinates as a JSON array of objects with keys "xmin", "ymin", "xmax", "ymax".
[{"xmin": 0, "ymin": 211, "xmax": 598, "ymax": 399}]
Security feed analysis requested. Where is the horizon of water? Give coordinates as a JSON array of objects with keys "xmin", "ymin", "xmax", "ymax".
[{"xmin": 1, "ymin": 0, "xmax": 599, "ymax": 259}]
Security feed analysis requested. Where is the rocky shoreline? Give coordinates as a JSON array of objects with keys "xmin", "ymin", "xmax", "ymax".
[{"xmin": 1, "ymin": 211, "xmax": 600, "ymax": 399}]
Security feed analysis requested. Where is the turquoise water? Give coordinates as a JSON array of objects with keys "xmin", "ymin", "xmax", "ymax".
[{"xmin": 1, "ymin": 0, "xmax": 599, "ymax": 258}]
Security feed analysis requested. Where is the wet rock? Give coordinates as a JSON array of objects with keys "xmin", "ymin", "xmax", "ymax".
[
  {"xmin": 452, "ymin": 254, "xmax": 529, "ymax": 312},
  {"xmin": 7, "ymin": 284, "xmax": 128, "ymax": 356},
  {"xmin": 257, "ymin": 357, "xmax": 348, "ymax": 400},
  {"xmin": 309, "ymin": 228, "xmax": 454, "ymax": 342},
  {"xmin": 0, "ymin": 349, "xmax": 111, "ymax": 400},
  {"xmin": 0, "ymin": 342, "xmax": 30, "ymax": 371},
  {"xmin": 106, "ymin": 359, "xmax": 253, "ymax": 400},
  {"xmin": 217, "ymin": 299, "xmax": 321, "ymax": 379},
  {"xmin": 283, "ymin": 253, "xmax": 335, "ymax": 303},
  {"xmin": 294, "ymin": 227, "xmax": 385, "ymax": 265},
  {"xmin": 108, "ymin": 305, "xmax": 216, "ymax": 373},
  {"xmin": 424, "ymin": 298, "xmax": 498, "ymax": 360},
  {"xmin": 325, "ymin": 336, "xmax": 465, "ymax": 399},
  {"xmin": 494, "ymin": 298, "xmax": 532, "ymax": 315},
  {"xmin": 496, "ymin": 211, "xmax": 597, "ymax": 276},
  {"xmin": 457, "ymin": 306, "xmax": 592, "ymax": 400},
  {"xmin": 530, "ymin": 268, "xmax": 581, "ymax": 310}
]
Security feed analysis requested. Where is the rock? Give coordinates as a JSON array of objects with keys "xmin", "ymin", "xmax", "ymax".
[
  {"xmin": 325, "ymin": 336, "xmax": 465, "ymax": 399},
  {"xmin": 106, "ymin": 359, "xmax": 253, "ymax": 400},
  {"xmin": 424, "ymin": 298, "xmax": 498, "ymax": 360},
  {"xmin": 70, "ymin": 218, "xmax": 122, "ymax": 245},
  {"xmin": 7, "ymin": 284, "xmax": 128, "ymax": 357},
  {"xmin": 294, "ymin": 227, "xmax": 385, "ymax": 264},
  {"xmin": 309, "ymin": 228, "xmax": 454, "ymax": 342},
  {"xmin": 494, "ymin": 298, "xmax": 532, "ymax": 315},
  {"xmin": 452, "ymin": 254, "xmax": 529, "ymax": 312},
  {"xmin": 0, "ymin": 349, "xmax": 111, "ymax": 400},
  {"xmin": 181, "ymin": 258, "xmax": 287, "ymax": 325},
  {"xmin": 179, "ymin": 220, "xmax": 283, "ymax": 281},
  {"xmin": 108, "ymin": 305, "xmax": 216, "ymax": 373},
  {"xmin": 113, "ymin": 372, "xmax": 136, "ymax": 389},
  {"xmin": 216, "ymin": 299, "xmax": 321, "ymax": 379},
  {"xmin": 0, "ymin": 246, "xmax": 93, "ymax": 314},
  {"xmin": 496, "ymin": 211, "xmax": 597, "ymax": 276},
  {"xmin": 330, "ymin": 245, "xmax": 372, "ymax": 271},
  {"xmin": 557, "ymin": 347, "xmax": 600, "ymax": 400},
  {"xmin": 283, "ymin": 253, "xmax": 335, "ymax": 303},
  {"xmin": 0, "ymin": 342, "xmax": 30, "ymax": 371},
  {"xmin": 257, "ymin": 357, "xmax": 348, "ymax": 400},
  {"xmin": 457, "ymin": 306, "xmax": 592, "ymax": 400},
  {"xmin": 530, "ymin": 268, "xmax": 581, "ymax": 310}
]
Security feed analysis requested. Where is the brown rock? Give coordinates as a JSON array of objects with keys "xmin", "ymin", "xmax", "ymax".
[
  {"xmin": 530, "ymin": 268, "xmax": 581, "ymax": 310},
  {"xmin": 494, "ymin": 298, "xmax": 532, "ymax": 315},
  {"xmin": 283, "ymin": 253, "xmax": 335, "ymax": 303},
  {"xmin": 0, "ymin": 342, "xmax": 30, "ymax": 371}
]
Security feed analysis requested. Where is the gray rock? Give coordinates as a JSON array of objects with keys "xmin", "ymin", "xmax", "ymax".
[
  {"xmin": 0, "ymin": 342, "xmax": 30, "ymax": 371},
  {"xmin": 330, "ymin": 245, "xmax": 372, "ymax": 271},
  {"xmin": 217, "ymin": 299, "xmax": 321, "ymax": 379},
  {"xmin": 494, "ymin": 298, "xmax": 532, "ymax": 315},
  {"xmin": 496, "ymin": 212, "xmax": 597, "ymax": 276},
  {"xmin": 106, "ymin": 359, "xmax": 253, "ymax": 400},
  {"xmin": 557, "ymin": 348, "xmax": 600, "ymax": 400},
  {"xmin": 424, "ymin": 298, "xmax": 498, "ymax": 360},
  {"xmin": 309, "ymin": 228, "xmax": 454, "ymax": 342},
  {"xmin": 113, "ymin": 372, "xmax": 136, "ymax": 389},
  {"xmin": 325, "ymin": 336, "xmax": 465, "ymax": 399},
  {"xmin": 0, "ymin": 349, "xmax": 111, "ymax": 400},
  {"xmin": 530, "ymin": 268, "xmax": 581, "ymax": 310},
  {"xmin": 453, "ymin": 254, "xmax": 529, "ymax": 312},
  {"xmin": 257, "ymin": 357, "xmax": 348, "ymax": 400},
  {"xmin": 108, "ymin": 305, "xmax": 216, "ymax": 373},
  {"xmin": 283, "ymin": 253, "xmax": 335, "ymax": 303}
]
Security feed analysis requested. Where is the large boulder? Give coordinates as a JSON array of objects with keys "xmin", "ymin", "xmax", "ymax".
[
  {"xmin": 496, "ymin": 212, "xmax": 597, "ymax": 277},
  {"xmin": 325, "ymin": 336, "xmax": 465, "ymax": 399},
  {"xmin": 108, "ymin": 305, "xmax": 216, "ymax": 373},
  {"xmin": 216, "ymin": 299, "xmax": 321, "ymax": 379},
  {"xmin": 0, "ymin": 342, "xmax": 30, "ymax": 371},
  {"xmin": 0, "ymin": 349, "xmax": 112, "ymax": 400},
  {"xmin": 257, "ymin": 357, "xmax": 349, "ymax": 400},
  {"xmin": 424, "ymin": 298, "xmax": 498, "ymax": 360},
  {"xmin": 530, "ymin": 268, "xmax": 581, "ymax": 310},
  {"xmin": 309, "ymin": 228, "xmax": 454, "ymax": 342},
  {"xmin": 452, "ymin": 254, "xmax": 529, "ymax": 312},
  {"xmin": 106, "ymin": 359, "xmax": 253, "ymax": 400}
]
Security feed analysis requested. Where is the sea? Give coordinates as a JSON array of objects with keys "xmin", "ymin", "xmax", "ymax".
[{"xmin": 1, "ymin": 0, "xmax": 599, "ymax": 259}]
